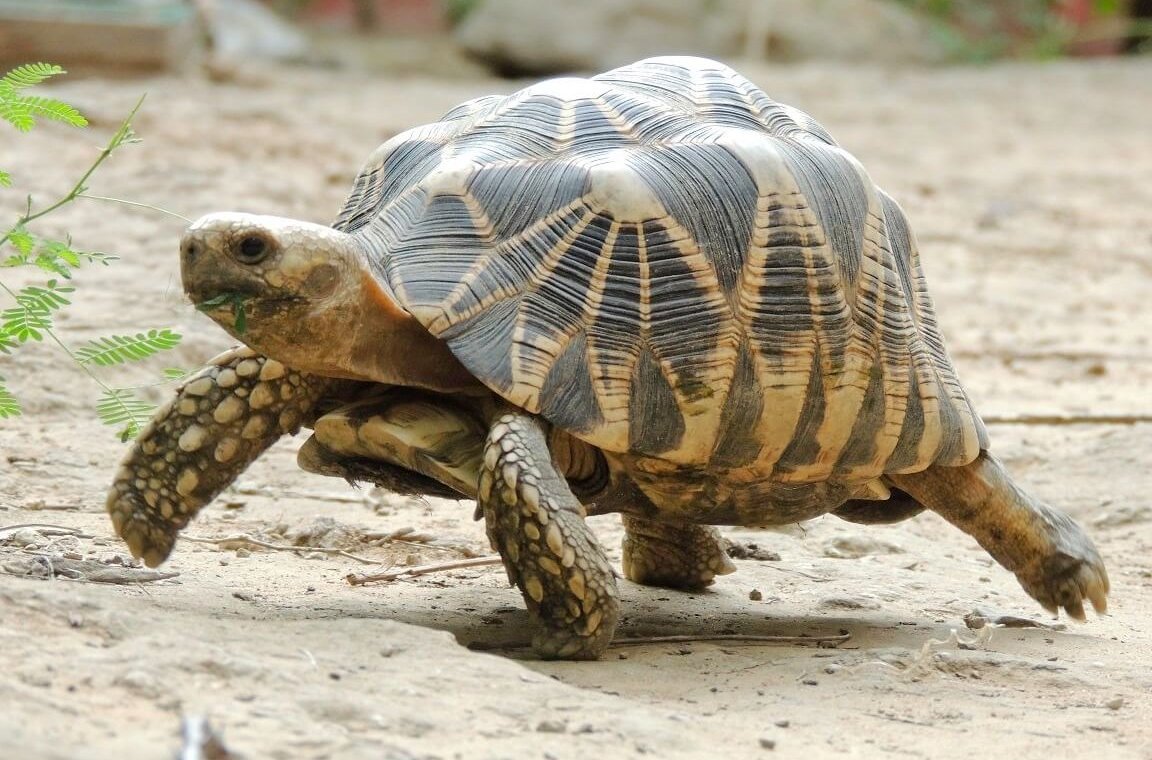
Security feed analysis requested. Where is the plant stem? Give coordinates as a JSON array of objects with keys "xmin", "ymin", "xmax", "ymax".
[
  {"xmin": 0, "ymin": 96, "xmax": 145, "ymax": 249},
  {"xmin": 0, "ymin": 95, "xmax": 154, "ymax": 432},
  {"xmin": 77, "ymin": 194, "xmax": 190, "ymax": 223}
]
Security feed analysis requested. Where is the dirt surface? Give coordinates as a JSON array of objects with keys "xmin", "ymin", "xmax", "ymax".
[{"xmin": 2, "ymin": 58, "xmax": 1151, "ymax": 759}]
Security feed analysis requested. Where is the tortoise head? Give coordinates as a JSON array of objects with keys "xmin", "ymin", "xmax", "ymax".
[
  {"xmin": 181, "ymin": 212, "xmax": 361, "ymax": 358},
  {"xmin": 180, "ymin": 212, "xmax": 478, "ymax": 392}
]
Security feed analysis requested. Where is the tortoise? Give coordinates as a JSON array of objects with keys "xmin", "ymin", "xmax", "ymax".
[{"xmin": 107, "ymin": 56, "xmax": 1108, "ymax": 660}]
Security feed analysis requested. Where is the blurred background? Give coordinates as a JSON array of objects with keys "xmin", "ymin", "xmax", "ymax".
[
  {"xmin": 0, "ymin": 0, "xmax": 1148, "ymax": 78},
  {"xmin": 2, "ymin": 6, "xmax": 1151, "ymax": 756}
]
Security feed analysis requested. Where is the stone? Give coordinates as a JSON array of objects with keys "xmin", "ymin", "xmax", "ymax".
[{"xmin": 454, "ymin": 0, "xmax": 946, "ymax": 76}]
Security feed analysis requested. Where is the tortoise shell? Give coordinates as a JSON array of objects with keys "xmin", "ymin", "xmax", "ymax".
[{"xmin": 333, "ymin": 56, "xmax": 987, "ymax": 481}]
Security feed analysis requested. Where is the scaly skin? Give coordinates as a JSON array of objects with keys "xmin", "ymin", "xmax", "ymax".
[
  {"xmin": 889, "ymin": 452, "xmax": 1109, "ymax": 620},
  {"xmin": 106, "ymin": 346, "xmax": 330, "ymax": 567},
  {"xmin": 621, "ymin": 515, "xmax": 735, "ymax": 590},
  {"xmin": 479, "ymin": 411, "xmax": 619, "ymax": 660}
]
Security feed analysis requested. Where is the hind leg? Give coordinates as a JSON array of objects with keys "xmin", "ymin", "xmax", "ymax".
[
  {"xmin": 621, "ymin": 515, "xmax": 735, "ymax": 590},
  {"xmin": 889, "ymin": 452, "xmax": 1109, "ymax": 619}
]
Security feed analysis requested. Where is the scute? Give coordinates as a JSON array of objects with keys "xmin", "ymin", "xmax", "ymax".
[{"xmin": 335, "ymin": 56, "xmax": 987, "ymax": 480}]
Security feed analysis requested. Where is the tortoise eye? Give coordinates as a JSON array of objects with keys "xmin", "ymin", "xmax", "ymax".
[{"xmin": 235, "ymin": 235, "xmax": 270, "ymax": 264}]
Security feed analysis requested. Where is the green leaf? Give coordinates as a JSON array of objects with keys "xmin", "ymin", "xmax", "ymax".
[
  {"xmin": 0, "ymin": 280, "xmax": 74, "ymax": 342},
  {"xmin": 0, "ymin": 379, "xmax": 19, "ymax": 418},
  {"xmin": 76, "ymin": 329, "xmax": 182, "ymax": 367},
  {"xmin": 96, "ymin": 388, "xmax": 155, "ymax": 441},
  {"xmin": 0, "ymin": 169, "xmax": 10, "ymax": 187},
  {"xmin": 15, "ymin": 95, "xmax": 87, "ymax": 128},
  {"xmin": 7, "ymin": 226, "xmax": 35, "ymax": 257},
  {"xmin": 196, "ymin": 292, "xmax": 249, "ymax": 335},
  {"xmin": 161, "ymin": 367, "xmax": 190, "ymax": 380},
  {"xmin": 29, "ymin": 238, "xmax": 85, "ymax": 278},
  {"xmin": 1, "ymin": 63, "xmax": 66, "ymax": 91},
  {"xmin": 0, "ymin": 63, "xmax": 87, "ymax": 131}
]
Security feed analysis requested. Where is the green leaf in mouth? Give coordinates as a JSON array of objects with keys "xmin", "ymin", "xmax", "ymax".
[{"xmin": 196, "ymin": 292, "xmax": 250, "ymax": 335}]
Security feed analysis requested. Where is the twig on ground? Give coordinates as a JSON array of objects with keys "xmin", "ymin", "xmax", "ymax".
[
  {"xmin": 232, "ymin": 486, "xmax": 364, "ymax": 504},
  {"xmin": 363, "ymin": 527, "xmax": 474, "ymax": 555},
  {"xmin": 469, "ymin": 630, "xmax": 852, "ymax": 653},
  {"xmin": 24, "ymin": 501, "xmax": 83, "ymax": 511},
  {"xmin": 182, "ymin": 533, "xmax": 377, "ymax": 564},
  {"xmin": 757, "ymin": 564, "xmax": 830, "ymax": 582},
  {"xmin": 346, "ymin": 556, "xmax": 502, "ymax": 585},
  {"xmin": 865, "ymin": 712, "xmax": 938, "ymax": 728},
  {"xmin": 0, "ymin": 523, "xmax": 88, "ymax": 537},
  {"xmin": 2, "ymin": 554, "xmax": 179, "ymax": 584},
  {"xmin": 611, "ymin": 631, "xmax": 852, "ymax": 647}
]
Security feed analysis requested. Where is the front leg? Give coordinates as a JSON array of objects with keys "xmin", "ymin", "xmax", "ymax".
[
  {"xmin": 479, "ymin": 412, "xmax": 619, "ymax": 660},
  {"xmin": 106, "ymin": 346, "xmax": 330, "ymax": 567},
  {"xmin": 889, "ymin": 452, "xmax": 1109, "ymax": 619}
]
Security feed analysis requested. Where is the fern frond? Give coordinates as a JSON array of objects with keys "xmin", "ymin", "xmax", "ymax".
[
  {"xmin": 0, "ymin": 169, "xmax": 10, "ymax": 187},
  {"xmin": 0, "ymin": 329, "xmax": 17, "ymax": 353},
  {"xmin": 97, "ymin": 388, "xmax": 155, "ymax": 441},
  {"xmin": 0, "ymin": 95, "xmax": 87, "ymax": 131},
  {"xmin": 0, "ymin": 98, "xmax": 35, "ymax": 131},
  {"xmin": 161, "ymin": 367, "xmax": 189, "ymax": 380},
  {"xmin": 76, "ymin": 329, "xmax": 182, "ymax": 367},
  {"xmin": 0, "ymin": 378, "xmax": 19, "ymax": 418},
  {"xmin": 18, "ymin": 280, "xmax": 73, "ymax": 310},
  {"xmin": 0, "ymin": 64, "xmax": 87, "ymax": 131},
  {"xmin": 17, "ymin": 95, "xmax": 87, "ymax": 128},
  {"xmin": 0, "ymin": 279, "xmax": 74, "ymax": 342},
  {"xmin": 1, "ymin": 63, "xmax": 66, "ymax": 91}
]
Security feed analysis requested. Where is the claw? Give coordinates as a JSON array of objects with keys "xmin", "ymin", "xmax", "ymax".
[
  {"xmin": 1089, "ymin": 585, "xmax": 1109, "ymax": 615},
  {"xmin": 1064, "ymin": 599, "xmax": 1086, "ymax": 622}
]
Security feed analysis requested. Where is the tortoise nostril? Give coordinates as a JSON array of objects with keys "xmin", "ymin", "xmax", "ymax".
[{"xmin": 183, "ymin": 240, "xmax": 200, "ymax": 260}]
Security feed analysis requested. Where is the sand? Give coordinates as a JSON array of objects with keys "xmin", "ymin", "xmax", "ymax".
[{"xmin": 1, "ymin": 56, "xmax": 1150, "ymax": 759}]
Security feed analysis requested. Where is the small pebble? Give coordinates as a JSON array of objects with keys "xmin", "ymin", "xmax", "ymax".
[
  {"xmin": 1105, "ymin": 697, "xmax": 1125, "ymax": 710},
  {"xmin": 759, "ymin": 737, "xmax": 776, "ymax": 750},
  {"xmin": 774, "ymin": 719, "xmax": 789, "ymax": 728},
  {"xmin": 8, "ymin": 529, "xmax": 45, "ymax": 548},
  {"xmin": 749, "ymin": 589, "xmax": 763, "ymax": 601},
  {"xmin": 235, "ymin": 547, "xmax": 251, "ymax": 559},
  {"xmin": 801, "ymin": 679, "xmax": 818, "ymax": 686},
  {"xmin": 536, "ymin": 719, "xmax": 566, "ymax": 733}
]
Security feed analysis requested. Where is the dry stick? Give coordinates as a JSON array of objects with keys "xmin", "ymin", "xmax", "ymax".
[
  {"xmin": 181, "ymin": 534, "xmax": 377, "ymax": 565},
  {"xmin": 24, "ymin": 502, "xmax": 83, "ymax": 511},
  {"xmin": 363, "ymin": 526, "xmax": 474, "ymax": 554},
  {"xmin": 232, "ymin": 486, "xmax": 365, "ymax": 504},
  {"xmin": 610, "ymin": 632, "xmax": 852, "ymax": 647},
  {"xmin": 347, "ymin": 556, "xmax": 503, "ymax": 585},
  {"xmin": 471, "ymin": 631, "xmax": 852, "ymax": 653},
  {"xmin": 0, "ymin": 523, "xmax": 88, "ymax": 537}
]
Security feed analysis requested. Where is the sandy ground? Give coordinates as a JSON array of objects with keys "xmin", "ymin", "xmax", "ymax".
[{"xmin": 1, "ymin": 56, "xmax": 1151, "ymax": 759}]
